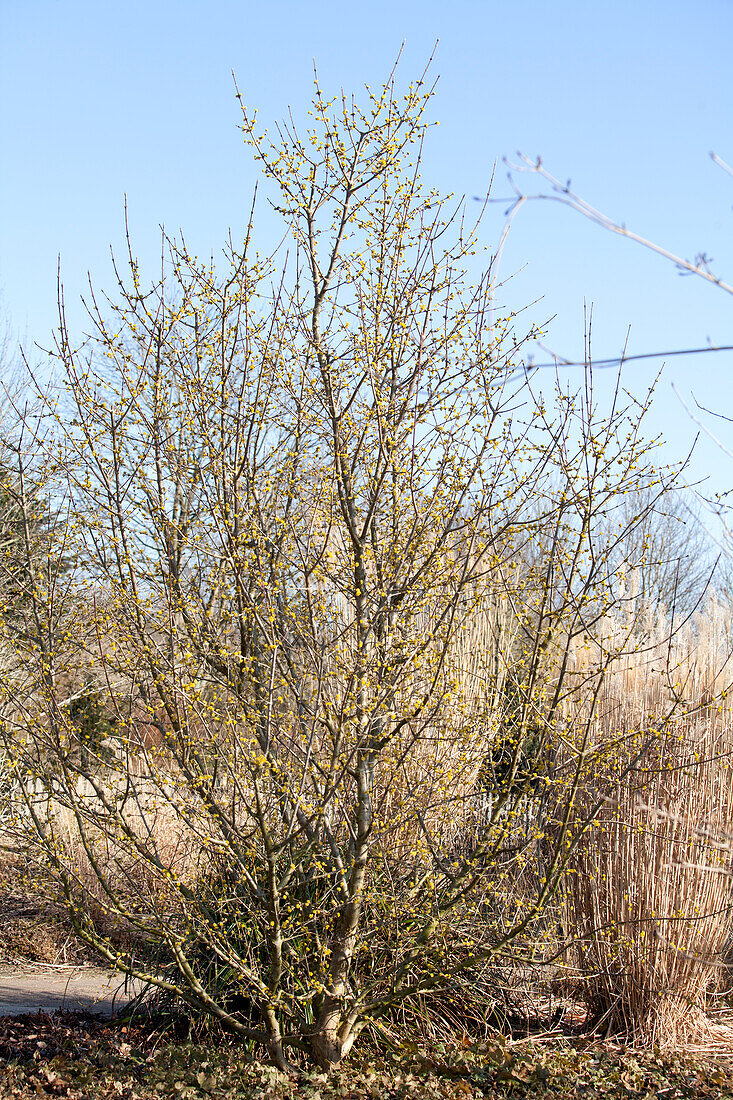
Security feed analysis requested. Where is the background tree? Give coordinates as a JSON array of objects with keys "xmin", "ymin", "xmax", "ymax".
[
  {"xmin": 496, "ymin": 153, "xmax": 733, "ymax": 555},
  {"xmin": 606, "ymin": 486, "xmax": 716, "ymax": 619}
]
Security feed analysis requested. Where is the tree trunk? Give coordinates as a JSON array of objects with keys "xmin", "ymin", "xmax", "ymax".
[{"xmin": 311, "ymin": 998, "xmax": 357, "ymax": 1069}]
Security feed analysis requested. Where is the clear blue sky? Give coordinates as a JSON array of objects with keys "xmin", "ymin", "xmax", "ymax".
[{"xmin": 1, "ymin": 0, "xmax": 732, "ymax": 502}]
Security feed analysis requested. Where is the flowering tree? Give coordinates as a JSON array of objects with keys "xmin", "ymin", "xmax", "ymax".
[{"xmin": 1, "ymin": 67, "xmax": 670, "ymax": 1070}]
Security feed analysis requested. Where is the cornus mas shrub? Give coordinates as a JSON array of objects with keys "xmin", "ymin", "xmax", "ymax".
[{"xmin": 0, "ymin": 66, "xmax": 684, "ymax": 1070}]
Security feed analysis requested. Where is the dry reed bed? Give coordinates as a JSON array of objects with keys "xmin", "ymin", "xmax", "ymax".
[{"xmin": 562, "ymin": 595, "xmax": 733, "ymax": 1049}]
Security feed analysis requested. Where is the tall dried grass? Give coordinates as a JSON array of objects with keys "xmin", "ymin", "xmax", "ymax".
[
  {"xmin": 373, "ymin": 590, "xmax": 513, "ymax": 863},
  {"xmin": 563, "ymin": 594, "xmax": 733, "ymax": 1048},
  {"xmin": 8, "ymin": 770, "xmax": 205, "ymax": 952}
]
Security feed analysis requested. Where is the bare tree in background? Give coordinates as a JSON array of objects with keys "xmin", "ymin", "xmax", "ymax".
[
  {"xmin": 608, "ymin": 487, "xmax": 716, "ymax": 619},
  {"xmin": 493, "ymin": 153, "xmax": 733, "ymax": 562}
]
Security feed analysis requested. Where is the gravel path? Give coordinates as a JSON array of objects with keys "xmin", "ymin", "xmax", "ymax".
[{"xmin": 0, "ymin": 967, "xmax": 144, "ymax": 1016}]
